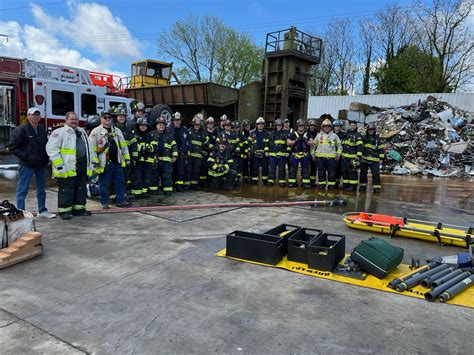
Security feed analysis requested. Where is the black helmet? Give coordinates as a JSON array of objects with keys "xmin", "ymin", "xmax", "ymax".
[{"xmin": 137, "ymin": 117, "xmax": 148, "ymax": 126}]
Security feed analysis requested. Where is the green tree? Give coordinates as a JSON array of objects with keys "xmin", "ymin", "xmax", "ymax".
[
  {"xmin": 374, "ymin": 45, "xmax": 442, "ymax": 93},
  {"xmin": 157, "ymin": 15, "xmax": 263, "ymax": 88}
]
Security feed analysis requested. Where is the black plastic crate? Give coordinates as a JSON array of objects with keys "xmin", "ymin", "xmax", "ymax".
[
  {"xmin": 226, "ymin": 230, "xmax": 286, "ymax": 265},
  {"xmin": 263, "ymin": 224, "xmax": 302, "ymax": 250},
  {"xmin": 287, "ymin": 228, "xmax": 323, "ymax": 264},
  {"xmin": 308, "ymin": 233, "xmax": 346, "ymax": 271}
]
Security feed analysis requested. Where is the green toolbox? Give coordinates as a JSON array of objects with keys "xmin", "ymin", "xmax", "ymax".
[{"xmin": 351, "ymin": 237, "xmax": 404, "ymax": 279}]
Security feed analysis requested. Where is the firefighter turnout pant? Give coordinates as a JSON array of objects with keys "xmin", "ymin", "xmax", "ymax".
[
  {"xmin": 310, "ymin": 158, "xmax": 317, "ymax": 186},
  {"xmin": 187, "ymin": 156, "xmax": 202, "ymax": 187},
  {"xmin": 242, "ymin": 156, "xmax": 250, "ymax": 182},
  {"xmin": 210, "ymin": 169, "xmax": 238, "ymax": 190},
  {"xmin": 268, "ymin": 156, "xmax": 286, "ymax": 185},
  {"xmin": 341, "ymin": 158, "xmax": 359, "ymax": 189},
  {"xmin": 57, "ymin": 157, "xmax": 88, "ymax": 215},
  {"xmin": 335, "ymin": 158, "xmax": 343, "ymax": 188},
  {"xmin": 317, "ymin": 158, "xmax": 336, "ymax": 189},
  {"xmin": 149, "ymin": 161, "xmax": 173, "ymax": 193},
  {"xmin": 359, "ymin": 161, "xmax": 381, "ymax": 191},
  {"xmin": 99, "ymin": 163, "xmax": 126, "ymax": 206},
  {"xmin": 289, "ymin": 155, "xmax": 310, "ymax": 187},
  {"xmin": 173, "ymin": 154, "xmax": 188, "ymax": 191},
  {"xmin": 251, "ymin": 155, "xmax": 268, "ymax": 184},
  {"xmin": 131, "ymin": 161, "xmax": 149, "ymax": 197}
]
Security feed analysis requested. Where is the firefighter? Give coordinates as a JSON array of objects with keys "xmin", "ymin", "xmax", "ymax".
[
  {"xmin": 207, "ymin": 137, "xmax": 237, "ymax": 190},
  {"xmin": 360, "ymin": 123, "xmax": 384, "ymax": 193},
  {"xmin": 248, "ymin": 117, "xmax": 270, "ymax": 184},
  {"xmin": 241, "ymin": 119, "xmax": 251, "ymax": 183},
  {"xmin": 283, "ymin": 118, "xmax": 294, "ymax": 134},
  {"xmin": 333, "ymin": 119, "xmax": 345, "ymax": 188},
  {"xmin": 89, "ymin": 110, "xmax": 131, "ymax": 209},
  {"xmin": 287, "ymin": 119, "xmax": 313, "ymax": 188},
  {"xmin": 201, "ymin": 116, "xmax": 217, "ymax": 185},
  {"xmin": 170, "ymin": 112, "xmax": 191, "ymax": 191},
  {"xmin": 312, "ymin": 119, "xmax": 342, "ymax": 189},
  {"xmin": 148, "ymin": 116, "xmax": 177, "ymax": 196},
  {"xmin": 217, "ymin": 114, "xmax": 227, "ymax": 133},
  {"xmin": 113, "ymin": 105, "xmax": 133, "ymax": 188},
  {"xmin": 216, "ymin": 119, "xmax": 241, "ymax": 161},
  {"xmin": 341, "ymin": 120, "xmax": 363, "ymax": 191},
  {"xmin": 268, "ymin": 119, "xmax": 288, "ymax": 186},
  {"xmin": 232, "ymin": 121, "xmax": 245, "ymax": 182},
  {"xmin": 46, "ymin": 111, "xmax": 93, "ymax": 219},
  {"xmin": 306, "ymin": 118, "xmax": 319, "ymax": 186},
  {"xmin": 187, "ymin": 114, "xmax": 209, "ymax": 190},
  {"xmin": 127, "ymin": 102, "xmax": 147, "ymax": 130},
  {"xmin": 129, "ymin": 117, "xmax": 151, "ymax": 199}
]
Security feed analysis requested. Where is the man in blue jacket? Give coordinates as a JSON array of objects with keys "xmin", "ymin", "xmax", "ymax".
[{"xmin": 8, "ymin": 107, "xmax": 56, "ymax": 217}]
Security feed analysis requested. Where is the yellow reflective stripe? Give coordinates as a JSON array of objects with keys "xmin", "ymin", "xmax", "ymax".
[
  {"xmin": 316, "ymin": 153, "xmax": 337, "ymax": 158},
  {"xmin": 60, "ymin": 148, "xmax": 76, "ymax": 155},
  {"xmin": 53, "ymin": 171, "xmax": 68, "ymax": 178},
  {"xmin": 52, "ymin": 158, "xmax": 64, "ymax": 167},
  {"xmin": 58, "ymin": 207, "xmax": 72, "ymax": 213},
  {"xmin": 275, "ymin": 140, "xmax": 286, "ymax": 144},
  {"xmin": 164, "ymin": 143, "xmax": 172, "ymax": 148},
  {"xmin": 191, "ymin": 140, "xmax": 202, "ymax": 146},
  {"xmin": 342, "ymin": 153, "xmax": 358, "ymax": 158},
  {"xmin": 119, "ymin": 141, "xmax": 127, "ymax": 147},
  {"xmin": 72, "ymin": 204, "xmax": 85, "ymax": 210},
  {"xmin": 159, "ymin": 157, "xmax": 172, "ymax": 162},
  {"xmin": 190, "ymin": 153, "xmax": 203, "ymax": 158},
  {"xmin": 87, "ymin": 169, "xmax": 93, "ymax": 177},
  {"xmin": 124, "ymin": 154, "xmax": 130, "ymax": 160}
]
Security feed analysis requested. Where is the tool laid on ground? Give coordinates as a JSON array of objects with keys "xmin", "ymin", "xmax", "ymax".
[
  {"xmin": 388, "ymin": 242, "xmax": 474, "ymax": 303},
  {"xmin": 343, "ymin": 212, "xmax": 473, "ymax": 248},
  {"xmin": 0, "ymin": 231, "xmax": 43, "ymax": 269},
  {"xmin": 92, "ymin": 197, "xmax": 347, "ymax": 214}
]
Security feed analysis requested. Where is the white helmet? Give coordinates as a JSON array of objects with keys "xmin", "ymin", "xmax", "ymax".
[{"xmin": 256, "ymin": 117, "xmax": 265, "ymax": 124}]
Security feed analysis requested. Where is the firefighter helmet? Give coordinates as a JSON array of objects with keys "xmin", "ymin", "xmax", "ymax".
[
  {"xmin": 218, "ymin": 136, "xmax": 228, "ymax": 145},
  {"xmin": 283, "ymin": 118, "xmax": 290, "ymax": 124},
  {"xmin": 137, "ymin": 117, "xmax": 148, "ymax": 126},
  {"xmin": 192, "ymin": 116, "xmax": 202, "ymax": 125},
  {"xmin": 172, "ymin": 112, "xmax": 182, "ymax": 120},
  {"xmin": 296, "ymin": 119, "xmax": 305, "ymax": 126},
  {"xmin": 275, "ymin": 119, "xmax": 284, "ymax": 126},
  {"xmin": 256, "ymin": 117, "xmax": 265, "ymax": 125},
  {"xmin": 223, "ymin": 119, "xmax": 232, "ymax": 127},
  {"xmin": 242, "ymin": 119, "xmax": 250, "ymax": 127},
  {"xmin": 233, "ymin": 121, "xmax": 240, "ymax": 129},
  {"xmin": 333, "ymin": 119, "xmax": 343, "ymax": 126},
  {"xmin": 322, "ymin": 119, "xmax": 332, "ymax": 127},
  {"xmin": 220, "ymin": 114, "xmax": 227, "ymax": 121},
  {"xmin": 156, "ymin": 116, "xmax": 166, "ymax": 125},
  {"xmin": 206, "ymin": 116, "xmax": 215, "ymax": 124},
  {"xmin": 308, "ymin": 119, "xmax": 317, "ymax": 126}
]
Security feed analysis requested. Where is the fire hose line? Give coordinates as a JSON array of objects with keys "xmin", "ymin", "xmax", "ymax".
[{"xmin": 91, "ymin": 198, "xmax": 347, "ymax": 214}]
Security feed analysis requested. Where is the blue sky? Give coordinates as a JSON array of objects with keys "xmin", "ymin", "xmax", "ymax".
[{"xmin": 0, "ymin": 0, "xmax": 435, "ymax": 78}]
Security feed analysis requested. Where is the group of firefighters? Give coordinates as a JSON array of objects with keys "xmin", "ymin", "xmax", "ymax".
[{"xmin": 103, "ymin": 104, "xmax": 385, "ymax": 202}]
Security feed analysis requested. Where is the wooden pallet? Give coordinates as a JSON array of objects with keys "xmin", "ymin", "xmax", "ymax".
[{"xmin": 0, "ymin": 231, "xmax": 43, "ymax": 269}]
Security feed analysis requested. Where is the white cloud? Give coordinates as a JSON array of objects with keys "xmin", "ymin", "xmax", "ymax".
[
  {"xmin": 0, "ymin": 1, "xmax": 140, "ymax": 78},
  {"xmin": 31, "ymin": 1, "xmax": 140, "ymax": 59},
  {"xmin": 0, "ymin": 20, "xmax": 127, "ymax": 78}
]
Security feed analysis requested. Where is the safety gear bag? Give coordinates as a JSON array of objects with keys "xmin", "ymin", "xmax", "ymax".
[{"xmin": 351, "ymin": 237, "xmax": 404, "ymax": 279}]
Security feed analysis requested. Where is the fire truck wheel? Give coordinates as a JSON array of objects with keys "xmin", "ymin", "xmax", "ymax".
[{"xmin": 150, "ymin": 104, "xmax": 173, "ymax": 126}]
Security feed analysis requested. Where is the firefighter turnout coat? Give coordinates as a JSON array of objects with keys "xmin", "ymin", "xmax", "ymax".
[{"xmin": 89, "ymin": 125, "xmax": 130, "ymax": 173}]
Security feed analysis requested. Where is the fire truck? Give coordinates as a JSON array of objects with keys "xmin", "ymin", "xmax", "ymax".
[{"xmin": 0, "ymin": 56, "xmax": 133, "ymax": 149}]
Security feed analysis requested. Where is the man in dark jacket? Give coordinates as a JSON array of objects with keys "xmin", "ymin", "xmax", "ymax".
[{"xmin": 8, "ymin": 107, "xmax": 55, "ymax": 217}]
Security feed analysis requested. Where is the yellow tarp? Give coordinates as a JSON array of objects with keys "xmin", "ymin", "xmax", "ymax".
[{"xmin": 216, "ymin": 249, "xmax": 474, "ymax": 309}]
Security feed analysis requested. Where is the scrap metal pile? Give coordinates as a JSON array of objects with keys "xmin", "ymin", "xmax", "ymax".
[{"xmin": 350, "ymin": 96, "xmax": 473, "ymax": 177}]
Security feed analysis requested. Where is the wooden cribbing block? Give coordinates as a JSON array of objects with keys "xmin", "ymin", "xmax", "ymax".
[{"xmin": 0, "ymin": 231, "xmax": 43, "ymax": 269}]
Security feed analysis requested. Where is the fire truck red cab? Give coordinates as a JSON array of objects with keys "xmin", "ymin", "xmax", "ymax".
[{"xmin": 0, "ymin": 56, "xmax": 133, "ymax": 149}]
